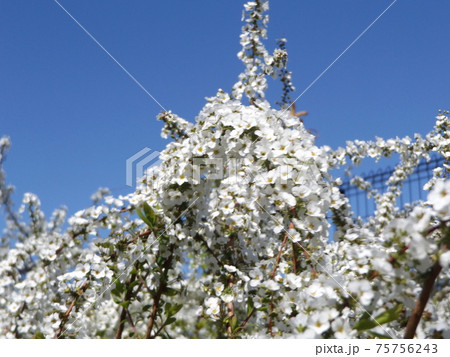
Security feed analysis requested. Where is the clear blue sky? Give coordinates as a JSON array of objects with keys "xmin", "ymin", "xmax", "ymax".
[{"xmin": 1, "ymin": 0, "xmax": 449, "ymax": 222}]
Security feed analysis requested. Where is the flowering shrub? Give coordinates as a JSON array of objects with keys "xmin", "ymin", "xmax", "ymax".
[{"xmin": 0, "ymin": 1, "xmax": 449, "ymax": 339}]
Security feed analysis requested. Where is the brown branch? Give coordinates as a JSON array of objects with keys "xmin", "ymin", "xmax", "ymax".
[
  {"xmin": 427, "ymin": 218, "xmax": 450, "ymax": 236},
  {"xmin": 388, "ymin": 244, "xmax": 409, "ymax": 263},
  {"xmin": 404, "ymin": 261, "xmax": 442, "ymax": 339},
  {"xmin": 239, "ymin": 308, "xmax": 255, "ymax": 329},
  {"xmin": 55, "ymin": 228, "xmax": 87, "ymax": 255},
  {"xmin": 295, "ymin": 242, "xmax": 318, "ymax": 278},
  {"xmin": 223, "ymin": 233, "xmax": 236, "ymax": 338},
  {"xmin": 226, "ymin": 275, "xmax": 235, "ymax": 338},
  {"xmin": 268, "ymin": 230, "xmax": 289, "ymax": 337},
  {"xmin": 291, "ymin": 242, "xmax": 298, "ymax": 274},
  {"xmin": 271, "ymin": 233, "xmax": 288, "ymax": 279},
  {"xmin": 126, "ymin": 309, "xmax": 139, "ymax": 336},
  {"xmin": 115, "ymin": 274, "xmax": 137, "ymax": 339},
  {"xmin": 195, "ymin": 233, "xmax": 226, "ymax": 268},
  {"xmin": 153, "ymin": 321, "xmax": 170, "ymax": 338},
  {"xmin": 137, "ymin": 272, "xmax": 153, "ymax": 295},
  {"xmin": 229, "ymin": 307, "xmax": 256, "ymax": 339},
  {"xmin": 55, "ymin": 281, "xmax": 88, "ymax": 338},
  {"xmin": 145, "ymin": 246, "xmax": 175, "ymax": 339}
]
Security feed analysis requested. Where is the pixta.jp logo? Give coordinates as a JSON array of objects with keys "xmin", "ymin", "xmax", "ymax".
[{"xmin": 126, "ymin": 148, "xmax": 161, "ymax": 187}]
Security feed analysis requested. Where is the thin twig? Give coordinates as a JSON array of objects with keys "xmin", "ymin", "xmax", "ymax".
[
  {"xmin": 145, "ymin": 246, "xmax": 174, "ymax": 339},
  {"xmin": 55, "ymin": 282, "xmax": 88, "ymax": 338},
  {"xmin": 239, "ymin": 308, "xmax": 255, "ymax": 329},
  {"xmin": 291, "ymin": 242, "xmax": 298, "ymax": 274},
  {"xmin": 295, "ymin": 242, "xmax": 318, "ymax": 278},
  {"xmin": 268, "ymin": 230, "xmax": 289, "ymax": 337},
  {"xmin": 125, "ymin": 309, "xmax": 139, "ymax": 336},
  {"xmin": 115, "ymin": 274, "xmax": 137, "ymax": 339},
  {"xmin": 226, "ymin": 275, "xmax": 235, "ymax": 338},
  {"xmin": 404, "ymin": 261, "xmax": 442, "ymax": 339},
  {"xmin": 195, "ymin": 233, "xmax": 226, "ymax": 268}
]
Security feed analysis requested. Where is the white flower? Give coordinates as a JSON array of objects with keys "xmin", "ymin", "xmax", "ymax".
[
  {"xmin": 347, "ymin": 280, "xmax": 373, "ymax": 306},
  {"xmin": 309, "ymin": 311, "xmax": 331, "ymax": 334},
  {"xmin": 91, "ymin": 264, "xmax": 106, "ymax": 279},
  {"xmin": 213, "ymin": 282, "xmax": 224, "ymax": 296},
  {"xmin": 285, "ymin": 273, "xmax": 301, "ymax": 289},
  {"xmin": 439, "ymin": 251, "xmax": 450, "ymax": 269},
  {"xmin": 221, "ymin": 294, "xmax": 234, "ymax": 303},
  {"xmin": 73, "ymin": 263, "xmax": 91, "ymax": 280},
  {"xmin": 428, "ymin": 180, "xmax": 450, "ymax": 216},
  {"xmin": 332, "ymin": 318, "xmax": 354, "ymax": 338},
  {"xmin": 224, "ymin": 265, "xmax": 237, "ymax": 273},
  {"xmin": 8, "ymin": 301, "xmax": 21, "ymax": 314},
  {"xmin": 205, "ymin": 297, "xmax": 220, "ymax": 308},
  {"xmin": 306, "ymin": 282, "xmax": 324, "ymax": 298},
  {"xmin": 264, "ymin": 280, "xmax": 280, "ymax": 291}
]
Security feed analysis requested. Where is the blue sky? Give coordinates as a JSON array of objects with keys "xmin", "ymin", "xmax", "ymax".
[{"xmin": 1, "ymin": 0, "xmax": 449, "ymax": 222}]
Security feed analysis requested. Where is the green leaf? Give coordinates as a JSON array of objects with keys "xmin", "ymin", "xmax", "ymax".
[
  {"xmin": 166, "ymin": 303, "xmax": 183, "ymax": 317},
  {"xmin": 119, "ymin": 301, "xmax": 130, "ymax": 309},
  {"xmin": 230, "ymin": 315, "xmax": 238, "ymax": 331},
  {"xmin": 112, "ymin": 296, "xmax": 122, "ymax": 305},
  {"xmin": 137, "ymin": 208, "xmax": 152, "ymax": 228},
  {"xmin": 247, "ymin": 297, "xmax": 254, "ymax": 315},
  {"xmin": 115, "ymin": 281, "xmax": 125, "ymax": 294},
  {"xmin": 111, "ymin": 288, "xmax": 121, "ymax": 297},
  {"xmin": 163, "ymin": 288, "xmax": 178, "ymax": 296},
  {"xmin": 143, "ymin": 202, "xmax": 157, "ymax": 225},
  {"xmin": 128, "ymin": 280, "xmax": 140, "ymax": 291},
  {"xmin": 143, "ymin": 304, "xmax": 152, "ymax": 312},
  {"xmin": 34, "ymin": 331, "xmax": 45, "ymax": 339},
  {"xmin": 375, "ymin": 304, "xmax": 403, "ymax": 325},
  {"xmin": 368, "ymin": 331, "xmax": 392, "ymax": 339},
  {"xmin": 353, "ymin": 304, "xmax": 403, "ymax": 331},
  {"xmin": 165, "ymin": 317, "xmax": 176, "ymax": 326},
  {"xmin": 156, "ymin": 256, "xmax": 166, "ymax": 266}
]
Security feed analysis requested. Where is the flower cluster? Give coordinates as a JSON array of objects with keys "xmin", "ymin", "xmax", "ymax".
[{"xmin": 0, "ymin": 1, "xmax": 448, "ymax": 339}]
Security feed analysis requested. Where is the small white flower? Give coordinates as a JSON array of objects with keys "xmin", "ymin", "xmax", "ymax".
[
  {"xmin": 73, "ymin": 263, "xmax": 91, "ymax": 280},
  {"xmin": 221, "ymin": 294, "xmax": 234, "ymax": 303},
  {"xmin": 309, "ymin": 311, "xmax": 331, "ymax": 334},
  {"xmin": 213, "ymin": 282, "xmax": 224, "ymax": 296},
  {"xmin": 224, "ymin": 265, "xmax": 237, "ymax": 273},
  {"xmin": 264, "ymin": 279, "xmax": 280, "ymax": 291},
  {"xmin": 428, "ymin": 180, "xmax": 450, "ymax": 215},
  {"xmin": 347, "ymin": 280, "xmax": 373, "ymax": 306},
  {"xmin": 205, "ymin": 297, "xmax": 220, "ymax": 308},
  {"xmin": 439, "ymin": 251, "xmax": 450, "ymax": 269},
  {"xmin": 8, "ymin": 301, "xmax": 21, "ymax": 314}
]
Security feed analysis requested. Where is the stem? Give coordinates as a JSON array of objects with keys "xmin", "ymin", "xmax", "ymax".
[
  {"xmin": 225, "ymin": 234, "xmax": 236, "ymax": 338},
  {"xmin": 226, "ymin": 275, "xmax": 235, "ymax": 338},
  {"xmin": 295, "ymin": 242, "xmax": 318, "ymax": 278},
  {"xmin": 195, "ymin": 233, "xmax": 226, "ymax": 268},
  {"xmin": 115, "ymin": 274, "xmax": 137, "ymax": 339},
  {"xmin": 55, "ymin": 282, "xmax": 88, "ymax": 338},
  {"xmin": 145, "ymin": 246, "xmax": 174, "ymax": 339},
  {"xmin": 125, "ymin": 309, "xmax": 139, "ymax": 336},
  {"xmin": 268, "ymin": 230, "xmax": 289, "ymax": 337},
  {"xmin": 271, "ymin": 233, "xmax": 288, "ymax": 279},
  {"xmin": 291, "ymin": 242, "xmax": 298, "ymax": 274},
  {"xmin": 240, "ymin": 308, "xmax": 255, "ymax": 329},
  {"xmin": 404, "ymin": 261, "xmax": 442, "ymax": 339}
]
